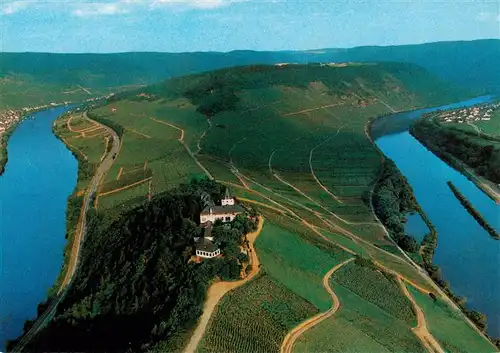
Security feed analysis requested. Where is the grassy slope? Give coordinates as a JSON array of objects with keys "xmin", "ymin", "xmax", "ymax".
[
  {"xmin": 89, "ymin": 100, "xmax": 207, "ymax": 210},
  {"xmin": 256, "ymin": 221, "xmax": 352, "ymax": 311},
  {"xmin": 0, "ymin": 74, "xmax": 105, "ymax": 110},
  {"xmin": 332, "ymin": 260, "xmax": 417, "ymax": 325},
  {"xmin": 408, "ymin": 285, "xmax": 495, "ymax": 353},
  {"xmin": 108, "ymin": 63, "xmax": 466, "ymax": 226}
]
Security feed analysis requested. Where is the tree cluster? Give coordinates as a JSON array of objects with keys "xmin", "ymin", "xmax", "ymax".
[
  {"xmin": 87, "ymin": 112, "xmax": 124, "ymax": 138},
  {"xmin": 411, "ymin": 118, "xmax": 500, "ymax": 183},
  {"xmin": 183, "ymin": 76, "xmax": 240, "ymax": 117},
  {"xmin": 372, "ymin": 160, "xmax": 420, "ymax": 253}
]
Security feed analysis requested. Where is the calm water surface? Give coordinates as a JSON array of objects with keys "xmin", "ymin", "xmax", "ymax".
[
  {"xmin": 0, "ymin": 106, "xmax": 77, "ymax": 348},
  {"xmin": 375, "ymin": 96, "xmax": 500, "ymax": 337},
  {"xmin": 404, "ymin": 214, "xmax": 429, "ymax": 243}
]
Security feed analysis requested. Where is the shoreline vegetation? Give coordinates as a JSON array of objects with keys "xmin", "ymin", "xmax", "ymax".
[
  {"xmin": 410, "ymin": 115, "xmax": 500, "ymax": 204},
  {"xmin": 48, "ymin": 111, "xmax": 96, "ymax": 296},
  {"xmin": 0, "ymin": 95, "xmax": 113, "ymax": 177},
  {"xmin": 447, "ymin": 181, "xmax": 500, "ymax": 240},
  {"xmin": 370, "ymin": 111, "xmax": 497, "ymax": 346},
  {"xmin": 0, "ymin": 122, "xmax": 19, "ymax": 176}
]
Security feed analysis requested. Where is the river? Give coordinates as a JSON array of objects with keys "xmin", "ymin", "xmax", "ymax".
[
  {"xmin": 373, "ymin": 96, "xmax": 500, "ymax": 337},
  {"xmin": 0, "ymin": 106, "xmax": 77, "ymax": 348}
]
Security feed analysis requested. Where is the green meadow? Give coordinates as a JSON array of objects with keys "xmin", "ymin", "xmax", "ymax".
[{"xmin": 408, "ymin": 285, "xmax": 495, "ymax": 353}]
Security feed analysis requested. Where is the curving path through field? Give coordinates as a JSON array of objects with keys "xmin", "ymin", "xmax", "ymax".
[
  {"xmin": 308, "ymin": 126, "xmax": 345, "ymax": 204},
  {"xmin": 211, "ymin": 125, "xmax": 491, "ymax": 345},
  {"xmin": 184, "ymin": 217, "xmax": 264, "ymax": 353},
  {"xmin": 397, "ymin": 277, "xmax": 445, "ymax": 353},
  {"xmin": 222, "ymin": 179, "xmax": 434, "ymax": 294},
  {"xmin": 280, "ymin": 258, "xmax": 355, "ymax": 353},
  {"xmin": 148, "ymin": 116, "xmax": 213, "ymax": 179}
]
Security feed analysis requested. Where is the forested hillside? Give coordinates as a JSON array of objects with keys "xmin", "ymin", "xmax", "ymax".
[
  {"xmin": 1, "ymin": 39, "xmax": 497, "ymax": 109},
  {"xmin": 411, "ymin": 117, "xmax": 500, "ymax": 183},
  {"xmin": 293, "ymin": 39, "xmax": 500, "ymax": 94},
  {"xmin": 11, "ymin": 179, "xmax": 254, "ymax": 353}
]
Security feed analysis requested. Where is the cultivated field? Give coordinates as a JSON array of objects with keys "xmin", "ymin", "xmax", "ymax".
[
  {"xmin": 332, "ymin": 260, "xmax": 417, "ymax": 325},
  {"xmin": 197, "ymin": 274, "xmax": 318, "ymax": 353},
  {"xmin": 294, "ymin": 282, "xmax": 426, "ymax": 353},
  {"xmin": 87, "ymin": 100, "xmax": 208, "ymax": 209}
]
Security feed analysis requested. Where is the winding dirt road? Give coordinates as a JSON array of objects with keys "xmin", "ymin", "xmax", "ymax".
[
  {"xmin": 280, "ymin": 258, "xmax": 355, "ymax": 353},
  {"xmin": 397, "ymin": 278, "xmax": 445, "ymax": 353},
  {"xmin": 184, "ymin": 217, "xmax": 264, "ymax": 353}
]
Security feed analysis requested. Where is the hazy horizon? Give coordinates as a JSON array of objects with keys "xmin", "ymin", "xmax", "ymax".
[
  {"xmin": 2, "ymin": 0, "xmax": 499, "ymax": 53},
  {"xmin": 2, "ymin": 37, "xmax": 499, "ymax": 55}
]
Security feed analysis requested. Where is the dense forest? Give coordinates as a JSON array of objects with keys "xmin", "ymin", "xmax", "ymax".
[
  {"xmin": 11, "ymin": 178, "xmax": 255, "ymax": 353},
  {"xmin": 410, "ymin": 118, "xmax": 500, "ymax": 183},
  {"xmin": 372, "ymin": 160, "xmax": 420, "ymax": 253}
]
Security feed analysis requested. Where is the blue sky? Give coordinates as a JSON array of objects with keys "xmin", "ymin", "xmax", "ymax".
[{"xmin": 1, "ymin": 0, "xmax": 499, "ymax": 53}]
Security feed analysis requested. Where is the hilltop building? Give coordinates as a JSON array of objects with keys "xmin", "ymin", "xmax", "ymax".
[
  {"xmin": 200, "ymin": 189, "xmax": 244, "ymax": 225},
  {"xmin": 195, "ymin": 225, "xmax": 221, "ymax": 258},
  {"xmin": 196, "ymin": 188, "xmax": 244, "ymax": 259},
  {"xmin": 196, "ymin": 238, "xmax": 221, "ymax": 258}
]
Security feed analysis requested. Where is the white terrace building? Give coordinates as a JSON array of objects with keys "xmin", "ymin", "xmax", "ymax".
[{"xmin": 195, "ymin": 237, "xmax": 221, "ymax": 259}]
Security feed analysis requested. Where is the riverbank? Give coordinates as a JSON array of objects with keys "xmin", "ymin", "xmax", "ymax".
[
  {"xmin": 7, "ymin": 112, "xmax": 121, "ymax": 352},
  {"xmin": 410, "ymin": 116, "xmax": 500, "ymax": 204},
  {"xmin": 370, "ymin": 152, "xmax": 493, "ymax": 339},
  {"xmin": 0, "ymin": 123, "xmax": 18, "ymax": 175},
  {"xmin": 447, "ymin": 181, "xmax": 500, "ymax": 240},
  {"xmin": 369, "ymin": 101, "xmax": 499, "ymax": 345},
  {"xmin": 0, "ymin": 104, "xmax": 72, "ymax": 177},
  {"xmin": 47, "ymin": 113, "xmax": 92, "ymax": 296},
  {"xmin": 0, "ymin": 95, "xmax": 114, "ymax": 178},
  {"xmin": 0, "ymin": 106, "xmax": 79, "ymax": 349}
]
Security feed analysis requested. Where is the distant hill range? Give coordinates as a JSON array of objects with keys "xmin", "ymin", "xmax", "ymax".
[{"xmin": 1, "ymin": 39, "xmax": 498, "ymax": 109}]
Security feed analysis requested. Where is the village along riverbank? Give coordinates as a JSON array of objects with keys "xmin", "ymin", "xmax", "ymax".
[{"xmin": 372, "ymin": 96, "xmax": 500, "ymax": 338}]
